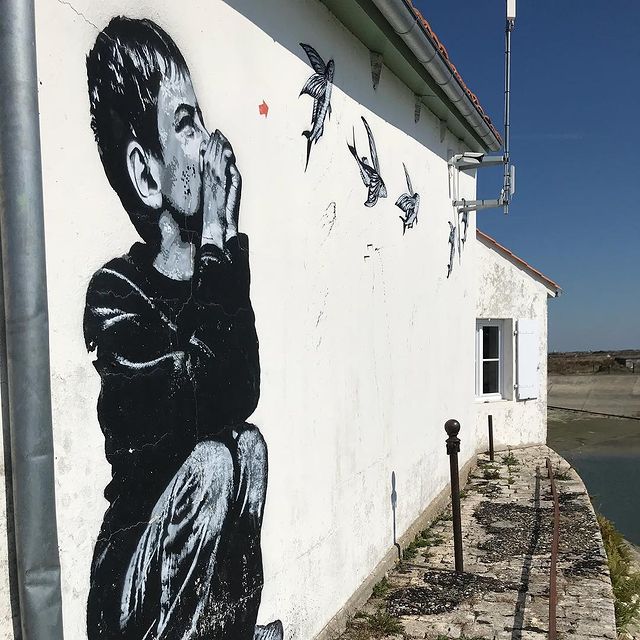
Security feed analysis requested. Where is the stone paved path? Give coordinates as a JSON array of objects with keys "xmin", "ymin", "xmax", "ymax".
[{"xmin": 340, "ymin": 445, "xmax": 617, "ymax": 640}]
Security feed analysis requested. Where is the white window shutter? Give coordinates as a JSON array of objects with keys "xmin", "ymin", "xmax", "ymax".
[{"xmin": 516, "ymin": 319, "xmax": 539, "ymax": 400}]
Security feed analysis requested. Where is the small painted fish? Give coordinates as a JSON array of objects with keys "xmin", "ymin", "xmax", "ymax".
[
  {"xmin": 347, "ymin": 116, "xmax": 387, "ymax": 207},
  {"xmin": 447, "ymin": 221, "xmax": 457, "ymax": 278},
  {"xmin": 395, "ymin": 163, "xmax": 420, "ymax": 234},
  {"xmin": 460, "ymin": 210, "xmax": 469, "ymax": 244},
  {"xmin": 299, "ymin": 43, "xmax": 334, "ymax": 171}
]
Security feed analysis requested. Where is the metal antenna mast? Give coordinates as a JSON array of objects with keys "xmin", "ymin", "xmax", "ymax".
[
  {"xmin": 503, "ymin": 0, "xmax": 516, "ymax": 213},
  {"xmin": 450, "ymin": 0, "xmax": 516, "ymax": 215}
]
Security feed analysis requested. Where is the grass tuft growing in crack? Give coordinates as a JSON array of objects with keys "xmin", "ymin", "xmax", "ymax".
[
  {"xmin": 401, "ymin": 518, "xmax": 447, "ymax": 562},
  {"xmin": 343, "ymin": 609, "xmax": 404, "ymax": 639},
  {"xmin": 371, "ymin": 577, "xmax": 389, "ymax": 598},
  {"xmin": 483, "ymin": 467, "xmax": 500, "ymax": 480},
  {"xmin": 554, "ymin": 467, "xmax": 572, "ymax": 481},
  {"xmin": 437, "ymin": 509, "xmax": 453, "ymax": 522},
  {"xmin": 363, "ymin": 610, "xmax": 404, "ymax": 636},
  {"xmin": 501, "ymin": 451, "xmax": 519, "ymax": 466}
]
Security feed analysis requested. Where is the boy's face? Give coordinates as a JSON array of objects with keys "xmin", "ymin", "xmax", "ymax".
[{"xmin": 156, "ymin": 68, "xmax": 209, "ymax": 231}]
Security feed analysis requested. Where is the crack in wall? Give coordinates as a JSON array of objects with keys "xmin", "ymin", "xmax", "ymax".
[{"xmin": 55, "ymin": 0, "xmax": 100, "ymax": 31}]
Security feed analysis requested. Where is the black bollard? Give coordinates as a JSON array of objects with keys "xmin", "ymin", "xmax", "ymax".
[
  {"xmin": 445, "ymin": 419, "xmax": 463, "ymax": 573},
  {"xmin": 488, "ymin": 414, "xmax": 494, "ymax": 461}
]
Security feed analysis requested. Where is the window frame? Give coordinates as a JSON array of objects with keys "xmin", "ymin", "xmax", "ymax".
[{"xmin": 476, "ymin": 319, "xmax": 504, "ymax": 400}]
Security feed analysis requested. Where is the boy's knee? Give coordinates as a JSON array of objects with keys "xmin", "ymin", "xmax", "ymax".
[
  {"xmin": 190, "ymin": 440, "xmax": 234, "ymax": 496},
  {"xmin": 235, "ymin": 426, "xmax": 267, "ymax": 519},
  {"xmin": 236, "ymin": 425, "xmax": 267, "ymax": 464}
]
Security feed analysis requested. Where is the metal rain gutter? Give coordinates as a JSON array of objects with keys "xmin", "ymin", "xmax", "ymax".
[
  {"xmin": 0, "ymin": 1, "xmax": 64, "ymax": 638},
  {"xmin": 370, "ymin": 0, "xmax": 502, "ymax": 152}
]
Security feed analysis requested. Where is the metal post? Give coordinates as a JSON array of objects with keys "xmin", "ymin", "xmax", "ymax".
[
  {"xmin": 445, "ymin": 419, "xmax": 463, "ymax": 573},
  {"xmin": 546, "ymin": 458, "xmax": 559, "ymax": 640},
  {"xmin": 488, "ymin": 415, "xmax": 494, "ymax": 462}
]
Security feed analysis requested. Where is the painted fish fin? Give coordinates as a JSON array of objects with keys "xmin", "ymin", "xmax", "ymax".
[
  {"xmin": 303, "ymin": 134, "xmax": 313, "ymax": 171},
  {"xmin": 362, "ymin": 116, "xmax": 381, "ymax": 173},
  {"xmin": 395, "ymin": 194, "xmax": 412, "ymax": 213},
  {"xmin": 300, "ymin": 43, "xmax": 327, "ymax": 74},
  {"xmin": 299, "ymin": 74, "xmax": 327, "ymax": 100},
  {"xmin": 403, "ymin": 162, "xmax": 413, "ymax": 194},
  {"xmin": 399, "ymin": 216, "xmax": 407, "ymax": 235},
  {"xmin": 348, "ymin": 130, "xmax": 369, "ymax": 187},
  {"xmin": 347, "ymin": 129, "xmax": 359, "ymax": 163},
  {"xmin": 327, "ymin": 102, "xmax": 332, "ymax": 120},
  {"xmin": 365, "ymin": 175, "xmax": 382, "ymax": 207}
]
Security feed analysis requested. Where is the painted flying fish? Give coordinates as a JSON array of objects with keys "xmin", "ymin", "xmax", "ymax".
[
  {"xmin": 395, "ymin": 163, "xmax": 420, "ymax": 234},
  {"xmin": 347, "ymin": 116, "xmax": 387, "ymax": 207},
  {"xmin": 460, "ymin": 210, "xmax": 469, "ymax": 244},
  {"xmin": 299, "ymin": 43, "xmax": 334, "ymax": 171},
  {"xmin": 447, "ymin": 221, "xmax": 457, "ymax": 278}
]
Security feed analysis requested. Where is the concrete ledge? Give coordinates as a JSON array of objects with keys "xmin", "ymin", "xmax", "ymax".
[
  {"xmin": 313, "ymin": 452, "xmax": 479, "ymax": 640},
  {"xmin": 317, "ymin": 444, "xmax": 618, "ymax": 640}
]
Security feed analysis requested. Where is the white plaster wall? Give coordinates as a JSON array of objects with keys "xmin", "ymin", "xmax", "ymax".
[
  {"xmin": 474, "ymin": 236, "xmax": 552, "ymax": 449},
  {"xmin": 33, "ymin": 0, "xmax": 481, "ymax": 638}
]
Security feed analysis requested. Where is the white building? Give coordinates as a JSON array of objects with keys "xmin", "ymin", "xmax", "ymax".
[
  {"xmin": 475, "ymin": 229, "xmax": 561, "ymax": 451},
  {"xmin": 0, "ymin": 1, "xmax": 558, "ymax": 639}
]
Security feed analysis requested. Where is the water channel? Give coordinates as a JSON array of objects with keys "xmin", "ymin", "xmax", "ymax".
[{"xmin": 547, "ymin": 408, "xmax": 640, "ymax": 546}]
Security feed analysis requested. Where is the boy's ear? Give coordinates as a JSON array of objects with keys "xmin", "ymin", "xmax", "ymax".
[{"xmin": 126, "ymin": 141, "xmax": 162, "ymax": 209}]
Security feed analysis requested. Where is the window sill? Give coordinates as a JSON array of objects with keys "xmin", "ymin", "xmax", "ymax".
[{"xmin": 474, "ymin": 395, "xmax": 511, "ymax": 404}]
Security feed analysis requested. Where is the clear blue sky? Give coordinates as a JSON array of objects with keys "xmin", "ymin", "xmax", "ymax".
[{"xmin": 414, "ymin": 1, "xmax": 640, "ymax": 352}]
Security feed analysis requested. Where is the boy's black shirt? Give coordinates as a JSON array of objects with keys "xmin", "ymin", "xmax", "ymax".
[{"xmin": 83, "ymin": 233, "xmax": 260, "ymax": 531}]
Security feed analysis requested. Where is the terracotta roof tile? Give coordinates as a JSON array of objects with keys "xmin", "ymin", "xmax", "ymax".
[
  {"xmin": 406, "ymin": 0, "xmax": 503, "ymax": 145},
  {"xmin": 477, "ymin": 229, "xmax": 561, "ymax": 294}
]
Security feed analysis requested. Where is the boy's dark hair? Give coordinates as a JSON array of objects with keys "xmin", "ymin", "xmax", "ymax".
[{"xmin": 86, "ymin": 17, "xmax": 189, "ymax": 237}]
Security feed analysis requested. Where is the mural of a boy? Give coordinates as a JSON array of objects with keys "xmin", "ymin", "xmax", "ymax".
[{"xmin": 84, "ymin": 16, "xmax": 281, "ymax": 640}]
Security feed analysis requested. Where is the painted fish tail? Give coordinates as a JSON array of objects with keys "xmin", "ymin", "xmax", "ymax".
[{"xmin": 302, "ymin": 132, "xmax": 313, "ymax": 170}]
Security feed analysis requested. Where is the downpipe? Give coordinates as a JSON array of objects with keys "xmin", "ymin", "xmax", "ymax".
[
  {"xmin": 370, "ymin": 0, "xmax": 502, "ymax": 152},
  {"xmin": 0, "ymin": 0, "xmax": 64, "ymax": 638}
]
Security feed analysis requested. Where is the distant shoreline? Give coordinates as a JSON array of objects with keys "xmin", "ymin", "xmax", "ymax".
[
  {"xmin": 548, "ymin": 373, "xmax": 640, "ymax": 419},
  {"xmin": 549, "ymin": 350, "xmax": 640, "ymax": 376}
]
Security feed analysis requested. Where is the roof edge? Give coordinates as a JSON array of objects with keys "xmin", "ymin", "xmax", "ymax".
[
  {"xmin": 477, "ymin": 229, "xmax": 562, "ymax": 296},
  {"xmin": 369, "ymin": 0, "xmax": 502, "ymax": 151}
]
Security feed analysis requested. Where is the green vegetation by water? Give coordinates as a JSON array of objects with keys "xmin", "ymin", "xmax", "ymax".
[{"xmin": 597, "ymin": 513, "xmax": 640, "ymax": 632}]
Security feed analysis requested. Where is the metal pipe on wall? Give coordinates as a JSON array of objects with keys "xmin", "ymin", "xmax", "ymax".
[
  {"xmin": 0, "ymin": 0, "xmax": 64, "ymax": 638},
  {"xmin": 370, "ymin": 0, "xmax": 503, "ymax": 152},
  {"xmin": 0, "ymin": 240, "xmax": 22, "ymax": 640}
]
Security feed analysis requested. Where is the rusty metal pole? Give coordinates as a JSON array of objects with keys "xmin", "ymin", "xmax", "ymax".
[
  {"xmin": 546, "ymin": 458, "xmax": 559, "ymax": 640},
  {"xmin": 445, "ymin": 419, "xmax": 463, "ymax": 573},
  {"xmin": 488, "ymin": 414, "xmax": 494, "ymax": 461}
]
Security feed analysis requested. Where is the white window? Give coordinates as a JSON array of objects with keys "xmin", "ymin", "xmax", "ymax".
[
  {"xmin": 476, "ymin": 320, "xmax": 504, "ymax": 399},
  {"xmin": 475, "ymin": 318, "xmax": 538, "ymax": 401}
]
